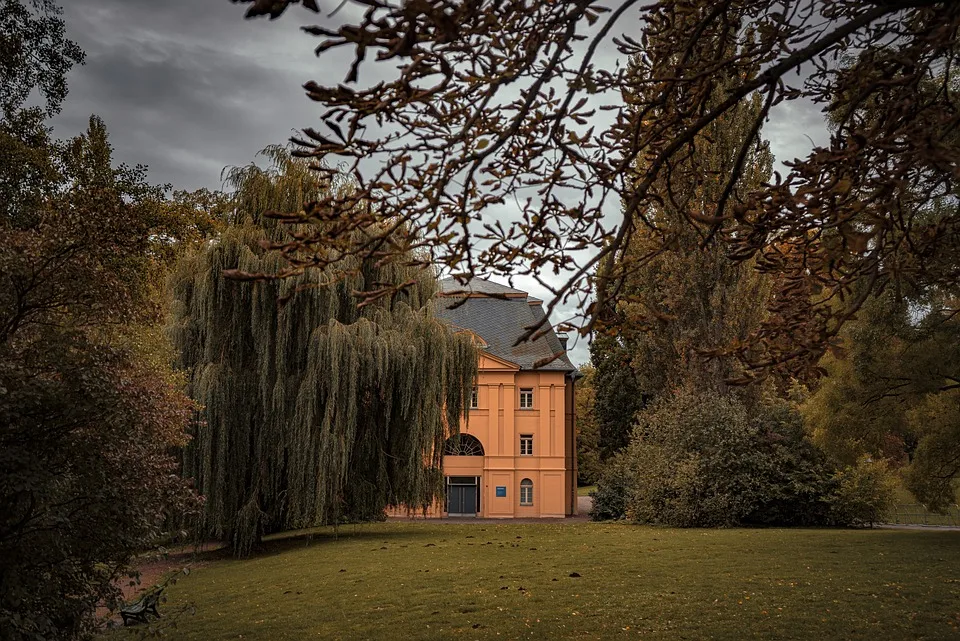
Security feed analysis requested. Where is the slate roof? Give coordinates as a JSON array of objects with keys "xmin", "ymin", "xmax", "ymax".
[
  {"xmin": 434, "ymin": 278, "xmax": 576, "ymax": 372},
  {"xmin": 438, "ymin": 278, "xmax": 527, "ymax": 298}
]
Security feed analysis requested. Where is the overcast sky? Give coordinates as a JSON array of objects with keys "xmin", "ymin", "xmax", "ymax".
[{"xmin": 51, "ymin": 0, "xmax": 830, "ymax": 367}]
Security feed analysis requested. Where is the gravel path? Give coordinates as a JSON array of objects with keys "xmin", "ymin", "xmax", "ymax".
[
  {"xmin": 577, "ymin": 495, "xmax": 593, "ymax": 517},
  {"xmin": 877, "ymin": 523, "xmax": 960, "ymax": 531}
]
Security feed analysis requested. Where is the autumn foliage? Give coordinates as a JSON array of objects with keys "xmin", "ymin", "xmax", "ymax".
[
  {"xmin": 233, "ymin": 0, "xmax": 959, "ymax": 382},
  {"xmin": 0, "ymin": 7, "xmax": 199, "ymax": 633}
]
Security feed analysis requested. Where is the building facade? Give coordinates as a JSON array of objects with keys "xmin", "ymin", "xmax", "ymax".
[{"xmin": 423, "ymin": 278, "xmax": 578, "ymax": 518}]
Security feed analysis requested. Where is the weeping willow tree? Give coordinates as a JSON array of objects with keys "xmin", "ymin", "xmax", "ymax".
[{"xmin": 169, "ymin": 146, "xmax": 477, "ymax": 556}]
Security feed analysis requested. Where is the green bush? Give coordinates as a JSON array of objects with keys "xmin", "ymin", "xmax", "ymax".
[
  {"xmin": 589, "ymin": 389, "xmax": 899, "ymax": 528},
  {"xmin": 622, "ymin": 389, "xmax": 768, "ymax": 527},
  {"xmin": 590, "ymin": 453, "xmax": 637, "ymax": 521},
  {"xmin": 742, "ymin": 398, "xmax": 837, "ymax": 526},
  {"xmin": 830, "ymin": 457, "xmax": 898, "ymax": 526}
]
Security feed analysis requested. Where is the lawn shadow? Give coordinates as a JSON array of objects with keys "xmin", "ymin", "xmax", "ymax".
[{"xmin": 246, "ymin": 521, "xmax": 452, "ymax": 558}]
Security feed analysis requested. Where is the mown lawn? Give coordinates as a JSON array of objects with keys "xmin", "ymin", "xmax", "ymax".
[
  {"xmin": 889, "ymin": 486, "xmax": 960, "ymax": 526},
  {"xmin": 105, "ymin": 522, "xmax": 960, "ymax": 641}
]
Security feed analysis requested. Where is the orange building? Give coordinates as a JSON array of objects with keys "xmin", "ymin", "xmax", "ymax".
[{"xmin": 429, "ymin": 278, "xmax": 579, "ymax": 518}]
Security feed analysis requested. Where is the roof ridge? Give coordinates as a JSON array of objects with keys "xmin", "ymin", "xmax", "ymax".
[{"xmin": 438, "ymin": 276, "xmax": 528, "ymax": 298}]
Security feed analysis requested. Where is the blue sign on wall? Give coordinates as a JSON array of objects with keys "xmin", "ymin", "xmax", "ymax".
[{"xmin": 495, "ymin": 486, "xmax": 507, "ymax": 497}]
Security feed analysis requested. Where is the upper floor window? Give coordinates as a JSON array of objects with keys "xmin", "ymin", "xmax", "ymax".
[
  {"xmin": 519, "ymin": 388, "xmax": 534, "ymax": 409},
  {"xmin": 520, "ymin": 478, "xmax": 533, "ymax": 506},
  {"xmin": 520, "ymin": 434, "xmax": 533, "ymax": 456},
  {"xmin": 470, "ymin": 387, "xmax": 478, "ymax": 409}
]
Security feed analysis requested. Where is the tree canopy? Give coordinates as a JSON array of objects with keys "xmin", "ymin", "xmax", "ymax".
[
  {"xmin": 591, "ymin": 54, "xmax": 774, "ymax": 454},
  {"xmin": 0, "ymin": 115, "xmax": 199, "ymax": 640},
  {"xmin": 170, "ymin": 147, "xmax": 478, "ymax": 556},
  {"xmin": 232, "ymin": 0, "xmax": 959, "ymax": 381},
  {"xmin": 803, "ymin": 288, "xmax": 960, "ymax": 511}
]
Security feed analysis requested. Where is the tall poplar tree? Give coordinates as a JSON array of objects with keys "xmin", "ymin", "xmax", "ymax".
[
  {"xmin": 592, "ymin": 62, "xmax": 775, "ymax": 453},
  {"xmin": 169, "ymin": 147, "xmax": 477, "ymax": 556}
]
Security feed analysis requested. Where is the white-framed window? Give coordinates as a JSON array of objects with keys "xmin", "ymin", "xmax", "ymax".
[
  {"xmin": 470, "ymin": 387, "xmax": 479, "ymax": 409},
  {"xmin": 520, "ymin": 478, "xmax": 533, "ymax": 506},
  {"xmin": 519, "ymin": 434, "xmax": 533, "ymax": 456},
  {"xmin": 519, "ymin": 388, "xmax": 534, "ymax": 409}
]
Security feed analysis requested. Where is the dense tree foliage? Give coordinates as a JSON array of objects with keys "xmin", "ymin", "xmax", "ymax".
[
  {"xmin": 573, "ymin": 365, "xmax": 602, "ymax": 486},
  {"xmin": 0, "ymin": 116, "xmax": 199, "ymax": 640},
  {"xmin": 801, "ymin": 64, "xmax": 960, "ymax": 512},
  {"xmin": 234, "ymin": 0, "xmax": 958, "ymax": 382},
  {"xmin": 804, "ymin": 290, "xmax": 960, "ymax": 512},
  {"xmin": 0, "ymin": 6, "xmax": 203, "ymax": 636},
  {"xmin": 170, "ymin": 147, "xmax": 478, "ymax": 556}
]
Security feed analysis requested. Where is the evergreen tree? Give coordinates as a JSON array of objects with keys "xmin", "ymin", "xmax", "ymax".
[
  {"xmin": 590, "ymin": 334, "xmax": 644, "ymax": 458},
  {"xmin": 170, "ymin": 147, "xmax": 478, "ymax": 556}
]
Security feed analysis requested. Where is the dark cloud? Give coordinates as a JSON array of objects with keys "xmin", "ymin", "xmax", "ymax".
[
  {"xmin": 49, "ymin": 1, "xmax": 828, "ymax": 366},
  {"xmin": 52, "ymin": 0, "xmax": 327, "ymax": 190}
]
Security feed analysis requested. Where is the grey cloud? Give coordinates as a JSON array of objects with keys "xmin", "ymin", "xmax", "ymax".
[
  {"xmin": 49, "ymin": 1, "xmax": 829, "ymax": 365},
  {"xmin": 52, "ymin": 0, "xmax": 333, "ymax": 190},
  {"xmin": 766, "ymin": 96, "xmax": 831, "ymax": 170}
]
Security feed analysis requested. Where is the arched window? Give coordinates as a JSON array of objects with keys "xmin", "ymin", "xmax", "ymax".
[
  {"xmin": 520, "ymin": 478, "xmax": 533, "ymax": 506},
  {"xmin": 443, "ymin": 433, "xmax": 484, "ymax": 456}
]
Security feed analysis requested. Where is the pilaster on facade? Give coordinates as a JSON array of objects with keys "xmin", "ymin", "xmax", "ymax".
[{"xmin": 396, "ymin": 277, "xmax": 579, "ymax": 519}]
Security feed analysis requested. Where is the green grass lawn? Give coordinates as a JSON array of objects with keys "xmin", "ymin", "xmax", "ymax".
[
  {"xmin": 105, "ymin": 522, "xmax": 960, "ymax": 641},
  {"xmin": 889, "ymin": 486, "xmax": 960, "ymax": 526},
  {"xmin": 890, "ymin": 503, "xmax": 960, "ymax": 526},
  {"xmin": 578, "ymin": 485, "xmax": 597, "ymax": 496}
]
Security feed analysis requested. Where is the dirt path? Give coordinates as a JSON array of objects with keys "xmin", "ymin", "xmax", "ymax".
[{"xmin": 97, "ymin": 542, "xmax": 224, "ymax": 627}]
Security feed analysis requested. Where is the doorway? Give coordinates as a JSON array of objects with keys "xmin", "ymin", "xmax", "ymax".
[{"xmin": 446, "ymin": 476, "xmax": 480, "ymax": 516}]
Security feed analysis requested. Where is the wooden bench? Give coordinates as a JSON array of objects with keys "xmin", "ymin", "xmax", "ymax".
[{"xmin": 120, "ymin": 587, "xmax": 163, "ymax": 626}]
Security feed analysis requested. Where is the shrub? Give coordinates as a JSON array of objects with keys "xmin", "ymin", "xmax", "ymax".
[
  {"xmin": 830, "ymin": 457, "xmax": 898, "ymax": 526},
  {"xmin": 590, "ymin": 454, "xmax": 638, "ymax": 521},
  {"xmin": 589, "ymin": 389, "xmax": 900, "ymax": 528},
  {"xmin": 622, "ymin": 389, "xmax": 769, "ymax": 527},
  {"xmin": 742, "ymin": 398, "xmax": 837, "ymax": 526}
]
